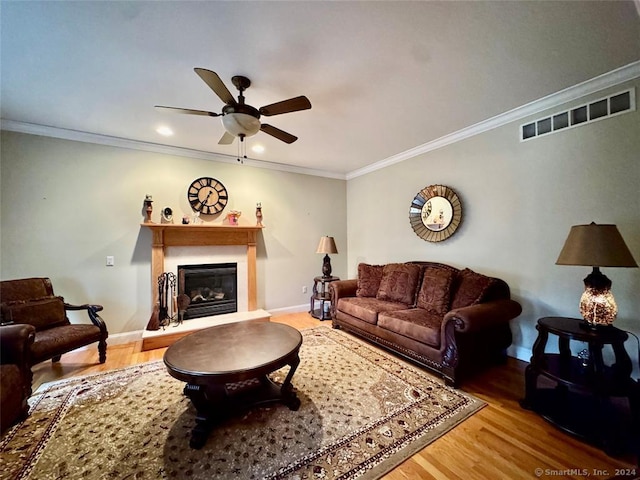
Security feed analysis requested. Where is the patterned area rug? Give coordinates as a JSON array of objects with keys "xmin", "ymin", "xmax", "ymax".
[{"xmin": 1, "ymin": 326, "xmax": 485, "ymax": 480}]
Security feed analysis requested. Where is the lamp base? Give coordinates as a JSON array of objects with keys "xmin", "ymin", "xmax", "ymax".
[
  {"xmin": 579, "ymin": 267, "xmax": 617, "ymax": 327},
  {"xmin": 321, "ymin": 254, "xmax": 332, "ymax": 278}
]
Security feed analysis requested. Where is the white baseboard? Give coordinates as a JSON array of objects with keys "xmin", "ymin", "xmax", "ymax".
[
  {"xmin": 267, "ymin": 304, "xmax": 309, "ymax": 315},
  {"xmin": 108, "ymin": 330, "xmax": 144, "ymax": 346},
  {"xmin": 507, "ymin": 345, "xmax": 532, "ymax": 363}
]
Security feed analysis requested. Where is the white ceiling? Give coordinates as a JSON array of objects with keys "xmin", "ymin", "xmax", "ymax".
[{"xmin": 1, "ymin": 1, "xmax": 639, "ymax": 177}]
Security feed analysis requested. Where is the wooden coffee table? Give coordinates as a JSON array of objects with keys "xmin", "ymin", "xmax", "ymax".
[{"xmin": 164, "ymin": 321, "xmax": 303, "ymax": 449}]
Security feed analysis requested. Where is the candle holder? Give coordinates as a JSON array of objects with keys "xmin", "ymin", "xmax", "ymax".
[{"xmin": 143, "ymin": 194, "xmax": 154, "ymax": 223}]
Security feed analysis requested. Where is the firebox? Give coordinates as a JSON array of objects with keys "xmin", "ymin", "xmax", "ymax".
[{"xmin": 178, "ymin": 263, "xmax": 237, "ymax": 319}]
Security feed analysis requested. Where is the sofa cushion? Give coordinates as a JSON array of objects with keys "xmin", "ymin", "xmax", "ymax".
[
  {"xmin": 0, "ymin": 278, "xmax": 54, "ymax": 303},
  {"xmin": 337, "ymin": 297, "xmax": 409, "ymax": 325},
  {"xmin": 416, "ymin": 266, "xmax": 456, "ymax": 316},
  {"xmin": 31, "ymin": 324, "xmax": 102, "ymax": 364},
  {"xmin": 378, "ymin": 309, "xmax": 443, "ymax": 348},
  {"xmin": 451, "ymin": 268, "xmax": 497, "ymax": 309},
  {"xmin": 356, "ymin": 263, "xmax": 384, "ymax": 298},
  {"xmin": 376, "ymin": 263, "xmax": 421, "ymax": 305},
  {"xmin": 0, "ymin": 297, "xmax": 68, "ymax": 331}
]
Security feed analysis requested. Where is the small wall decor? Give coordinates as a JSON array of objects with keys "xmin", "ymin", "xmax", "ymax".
[{"xmin": 409, "ymin": 184, "xmax": 462, "ymax": 242}]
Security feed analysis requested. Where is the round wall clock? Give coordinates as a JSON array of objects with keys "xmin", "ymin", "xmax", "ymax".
[
  {"xmin": 409, "ymin": 184, "xmax": 462, "ymax": 242},
  {"xmin": 187, "ymin": 177, "xmax": 228, "ymax": 215}
]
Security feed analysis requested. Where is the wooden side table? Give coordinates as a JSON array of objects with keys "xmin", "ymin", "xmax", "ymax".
[
  {"xmin": 521, "ymin": 316, "xmax": 639, "ymax": 460},
  {"xmin": 310, "ymin": 276, "xmax": 339, "ymax": 320}
]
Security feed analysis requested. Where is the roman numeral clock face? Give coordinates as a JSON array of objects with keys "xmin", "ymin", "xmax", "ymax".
[{"xmin": 187, "ymin": 177, "xmax": 228, "ymax": 215}]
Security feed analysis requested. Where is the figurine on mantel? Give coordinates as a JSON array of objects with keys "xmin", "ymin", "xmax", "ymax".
[
  {"xmin": 256, "ymin": 202, "xmax": 263, "ymax": 227},
  {"xmin": 143, "ymin": 194, "xmax": 153, "ymax": 223},
  {"xmin": 226, "ymin": 210, "xmax": 241, "ymax": 226}
]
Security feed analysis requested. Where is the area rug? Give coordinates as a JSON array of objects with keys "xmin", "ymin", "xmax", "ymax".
[{"xmin": 1, "ymin": 326, "xmax": 485, "ymax": 480}]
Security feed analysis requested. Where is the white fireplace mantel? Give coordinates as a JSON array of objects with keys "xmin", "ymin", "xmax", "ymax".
[{"xmin": 141, "ymin": 223, "xmax": 263, "ymax": 310}]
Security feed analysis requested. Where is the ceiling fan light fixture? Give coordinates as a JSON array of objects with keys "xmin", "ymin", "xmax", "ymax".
[{"xmin": 222, "ymin": 113, "xmax": 261, "ymax": 138}]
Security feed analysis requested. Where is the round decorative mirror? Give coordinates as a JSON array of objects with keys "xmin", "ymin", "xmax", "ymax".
[{"xmin": 409, "ymin": 185, "xmax": 462, "ymax": 242}]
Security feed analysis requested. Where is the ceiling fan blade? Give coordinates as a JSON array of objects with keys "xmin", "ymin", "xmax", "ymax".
[
  {"xmin": 218, "ymin": 131, "xmax": 236, "ymax": 145},
  {"xmin": 155, "ymin": 106, "xmax": 220, "ymax": 117},
  {"xmin": 259, "ymin": 96, "xmax": 311, "ymax": 117},
  {"xmin": 194, "ymin": 68, "xmax": 235, "ymax": 105},
  {"xmin": 260, "ymin": 124, "xmax": 298, "ymax": 144}
]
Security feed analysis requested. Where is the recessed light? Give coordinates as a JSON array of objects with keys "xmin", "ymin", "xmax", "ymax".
[
  {"xmin": 156, "ymin": 126, "xmax": 174, "ymax": 136},
  {"xmin": 251, "ymin": 144, "xmax": 265, "ymax": 154}
]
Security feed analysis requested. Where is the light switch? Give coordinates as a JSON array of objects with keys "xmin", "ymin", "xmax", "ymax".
[{"xmin": 106, "ymin": 256, "xmax": 115, "ymax": 267}]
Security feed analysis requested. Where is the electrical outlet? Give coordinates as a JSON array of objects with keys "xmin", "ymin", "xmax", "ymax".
[
  {"xmin": 106, "ymin": 256, "xmax": 115, "ymax": 267},
  {"xmin": 302, "ymin": 286, "xmax": 308, "ymax": 294}
]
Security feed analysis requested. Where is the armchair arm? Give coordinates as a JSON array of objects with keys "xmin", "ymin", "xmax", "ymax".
[
  {"xmin": 64, "ymin": 303, "xmax": 107, "ymax": 333},
  {"xmin": 443, "ymin": 299, "xmax": 522, "ymax": 334},
  {"xmin": 0, "ymin": 324, "xmax": 35, "ymax": 366}
]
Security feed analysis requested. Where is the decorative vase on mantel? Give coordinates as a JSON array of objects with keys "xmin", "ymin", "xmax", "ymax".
[
  {"xmin": 143, "ymin": 195, "xmax": 153, "ymax": 223},
  {"xmin": 256, "ymin": 203, "xmax": 263, "ymax": 227},
  {"xmin": 226, "ymin": 210, "xmax": 241, "ymax": 226}
]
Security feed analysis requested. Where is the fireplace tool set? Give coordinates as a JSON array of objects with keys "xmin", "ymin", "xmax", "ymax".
[{"xmin": 146, "ymin": 272, "xmax": 190, "ymax": 331}]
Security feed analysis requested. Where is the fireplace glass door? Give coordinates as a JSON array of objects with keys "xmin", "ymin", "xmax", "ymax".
[{"xmin": 178, "ymin": 263, "xmax": 237, "ymax": 319}]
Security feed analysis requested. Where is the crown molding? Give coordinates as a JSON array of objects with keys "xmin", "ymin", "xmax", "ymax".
[
  {"xmin": 0, "ymin": 120, "xmax": 347, "ymax": 180},
  {"xmin": 2, "ymin": 61, "xmax": 638, "ymax": 182},
  {"xmin": 346, "ymin": 60, "xmax": 640, "ymax": 180}
]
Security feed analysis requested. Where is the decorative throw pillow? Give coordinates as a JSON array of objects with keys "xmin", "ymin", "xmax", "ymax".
[
  {"xmin": 450, "ymin": 268, "xmax": 497, "ymax": 309},
  {"xmin": 376, "ymin": 263, "xmax": 421, "ymax": 305},
  {"xmin": 0, "ymin": 296, "xmax": 68, "ymax": 331},
  {"xmin": 416, "ymin": 266, "xmax": 456, "ymax": 316},
  {"xmin": 356, "ymin": 263, "xmax": 384, "ymax": 297}
]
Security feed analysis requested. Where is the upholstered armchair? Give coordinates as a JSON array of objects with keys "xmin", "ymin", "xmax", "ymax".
[
  {"xmin": 0, "ymin": 323, "xmax": 35, "ymax": 433},
  {"xmin": 0, "ymin": 277, "xmax": 108, "ymax": 365}
]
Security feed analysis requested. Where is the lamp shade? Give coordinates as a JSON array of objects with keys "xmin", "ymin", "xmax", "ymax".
[
  {"xmin": 316, "ymin": 236, "xmax": 338, "ymax": 254},
  {"xmin": 556, "ymin": 223, "xmax": 637, "ymax": 268}
]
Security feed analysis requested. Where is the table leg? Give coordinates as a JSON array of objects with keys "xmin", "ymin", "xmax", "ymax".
[
  {"xmin": 281, "ymin": 353, "xmax": 301, "ymax": 410},
  {"xmin": 183, "ymin": 383, "xmax": 225, "ymax": 449}
]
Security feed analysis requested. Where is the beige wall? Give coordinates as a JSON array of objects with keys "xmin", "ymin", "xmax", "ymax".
[
  {"xmin": 1, "ymin": 80, "xmax": 639, "ymax": 373},
  {"xmin": 346, "ymin": 79, "xmax": 640, "ymax": 369},
  {"xmin": 0, "ymin": 132, "xmax": 347, "ymax": 335}
]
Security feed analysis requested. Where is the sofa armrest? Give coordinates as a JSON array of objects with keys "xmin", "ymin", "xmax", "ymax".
[
  {"xmin": 443, "ymin": 299, "xmax": 522, "ymax": 334},
  {"xmin": 329, "ymin": 279, "xmax": 358, "ymax": 298},
  {"xmin": 329, "ymin": 279, "xmax": 358, "ymax": 318},
  {"xmin": 64, "ymin": 303, "xmax": 108, "ymax": 334},
  {"xmin": 0, "ymin": 323, "xmax": 35, "ymax": 366}
]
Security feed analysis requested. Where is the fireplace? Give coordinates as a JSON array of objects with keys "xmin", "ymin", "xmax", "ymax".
[{"xmin": 178, "ymin": 263, "xmax": 237, "ymax": 320}]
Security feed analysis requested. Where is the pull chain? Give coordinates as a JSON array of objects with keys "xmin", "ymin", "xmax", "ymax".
[{"xmin": 237, "ymin": 134, "xmax": 247, "ymax": 164}]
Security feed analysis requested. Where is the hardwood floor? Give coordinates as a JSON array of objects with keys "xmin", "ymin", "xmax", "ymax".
[{"xmin": 30, "ymin": 312, "xmax": 637, "ymax": 479}]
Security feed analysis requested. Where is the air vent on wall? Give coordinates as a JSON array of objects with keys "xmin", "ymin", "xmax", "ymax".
[{"xmin": 520, "ymin": 88, "xmax": 635, "ymax": 141}]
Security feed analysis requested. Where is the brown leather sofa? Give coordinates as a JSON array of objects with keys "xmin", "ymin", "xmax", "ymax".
[
  {"xmin": 0, "ymin": 277, "xmax": 108, "ymax": 365},
  {"xmin": 1, "ymin": 324, "xmax": 35, "ymax": 433},
  {"xmin": 330, "ymin": 261, "xmax": 522, "ymax": 386}
]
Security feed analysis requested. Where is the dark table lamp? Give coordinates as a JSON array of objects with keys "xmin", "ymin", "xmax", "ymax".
[
  {"xmin": 556, "ymin": 222, "xmax": 637, "ymax": 327},
  {"xmin": 316, "ymin": 236, "xmax": 338, "ymax": 278}
]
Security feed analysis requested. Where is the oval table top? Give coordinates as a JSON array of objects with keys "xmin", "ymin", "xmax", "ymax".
[{"xmin": 163, "ymin": 321, "xmax": 302, "ymax": 384}]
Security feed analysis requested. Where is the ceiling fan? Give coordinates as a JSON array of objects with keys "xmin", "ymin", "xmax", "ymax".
[{"xmin": 155, "ymin": 68, "xmax": 311, "ymax": 145}]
